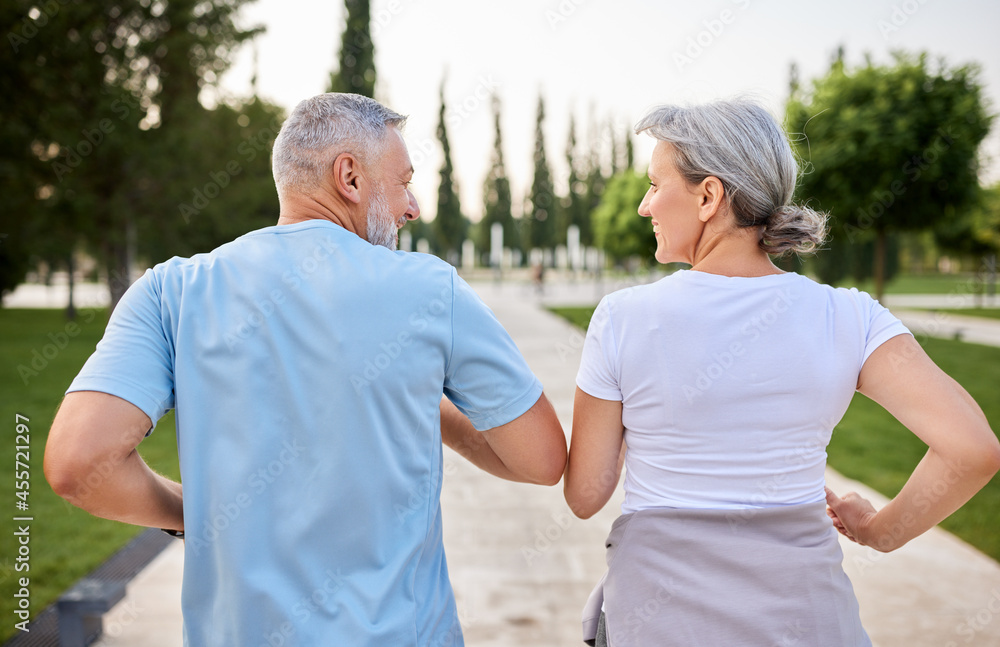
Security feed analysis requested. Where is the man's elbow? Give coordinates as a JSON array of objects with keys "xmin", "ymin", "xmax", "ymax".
[
  {"xmin": 44, "ymin": 453, "xmax": 86, "ymax": 503},
  {"xmin": 531, "ymin": 455, "xmax": 566, "ymax": 487},
  {"xmin": 44, "ymin": 439, "xmax": 104, "ymax": 505},
  {"xmin": 531, "ymin": 428, "xmax": 567, "ymax": 486},
  {"xmin": 977, "ymin": 434, "xmax": 1000, "ymax": 478}
]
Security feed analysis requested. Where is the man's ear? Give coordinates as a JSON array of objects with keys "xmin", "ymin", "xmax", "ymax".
[
  {"xmin": 332, "ymin": 152, "xmax": 362, "ymax": 205},
  {"xmin": 697, "ymin": 176, "xmax": 726, "ymax": 223}
]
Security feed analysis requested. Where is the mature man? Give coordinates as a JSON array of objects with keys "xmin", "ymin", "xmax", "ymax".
[{"xmin": 44, "ymin": 93, "xmax": 567, "ymax": 646}]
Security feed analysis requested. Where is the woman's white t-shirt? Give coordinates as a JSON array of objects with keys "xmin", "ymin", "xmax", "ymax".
[{"xmin": 576, "ymin": 269, "xmax": 911, "ymax": 513}]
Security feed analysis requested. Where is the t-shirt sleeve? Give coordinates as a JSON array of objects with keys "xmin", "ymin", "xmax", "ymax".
[
  {"xmin": 576, "ymin": 296, "xmax": 622, "ymax": 401},
  {"xmin": 67, "ymin": 268, "xmax": 175, "ymax": 429},
  {"xmin": 443, "ymin": 272, "xmax": 543, "ymax": 431},
  {"xmin": 859, "ymin": 290, "xmax": 912, "ymax": 365}
]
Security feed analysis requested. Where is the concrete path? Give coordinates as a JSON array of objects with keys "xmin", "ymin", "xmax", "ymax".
[{"xmin": 58, "ymin": 279, "xmax": 1000, "ymax": 645}]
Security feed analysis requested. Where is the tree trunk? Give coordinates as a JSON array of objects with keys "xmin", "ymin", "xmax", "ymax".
[
  {"xmin": 106, "ymin": 218, "xmax": 136, "ymax": 315},
  {"xmin": 987, "ymin": 254, "xmax": 997, "ymax": 299},
  {"xmin": 65, "ymin": 252, "xmax": 76, "ymax": 321},
  {"xmin": 873, "ymin": 229, "xmax": 887, "ymax": 302}
]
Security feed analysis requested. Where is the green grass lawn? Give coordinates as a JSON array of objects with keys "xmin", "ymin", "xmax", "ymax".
[
  {"xmin": 0, "ymin": 308, "xmax": 180, "ymax": 643},
  {"xmin": 921, "ymin": 308, "xmax": 1000, "ymax": 321},
  {"xmin": 549, "ymin": 305, "xmax": 1000, "ymax": 562},
  {"xmin": 835, "ymin": 272, "xmax": 994, "ymax": 295}
]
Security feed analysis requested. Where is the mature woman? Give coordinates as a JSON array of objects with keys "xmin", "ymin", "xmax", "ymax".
[{"xmin": 564, "ymin": 99, "xmax": 1000, "ymax": 646}]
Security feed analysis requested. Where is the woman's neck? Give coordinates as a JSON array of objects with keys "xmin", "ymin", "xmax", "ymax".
[{"xmin": 688, "ymin": 229, "xmax": 784, "ymax": 278}]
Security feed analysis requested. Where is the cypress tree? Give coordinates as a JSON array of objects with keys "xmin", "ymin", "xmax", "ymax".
[
  {"xmin": 327, "ymin": 0, "xmax": 376, "ymax": 97},
  {"xmin": 434, "ymin": 79, "xmax": 467, "ymax": 262},
  {"xmin": 561, "ymin": 115, "xmax": 591, "ymax": 246},
  {"xmin": 528, "ymin": 95, "xmax": 556, "ymax": 252},
  {"xmin": 478, "ymin": 94, "xmax": 517, "ymax": 258},
  {"xmin": 583, "ymin": 116, "xmax": 608, "ymax": 250}
]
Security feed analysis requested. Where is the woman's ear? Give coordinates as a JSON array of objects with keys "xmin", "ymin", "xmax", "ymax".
[
  {"xmin": 697, "ymin": 176, "xmax": 726, "ymax": 223},
  {"xmin": 332, "ymin": 152, "xmax": 362, "ymax": 205}
]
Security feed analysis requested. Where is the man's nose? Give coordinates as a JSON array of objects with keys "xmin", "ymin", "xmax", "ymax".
[{"xmin": 406, "ymin": 190, "xmax": 420, "ymax": 221}]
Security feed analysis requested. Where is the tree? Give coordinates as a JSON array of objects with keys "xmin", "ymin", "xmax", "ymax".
[
  {"xmin": 478, "ymin": 95, "xmax": 517, "ymax": 260},
  {"xmin": 582, "ymin": 125, "xmax": 608, "ymax": 248},
  {"xmin": 1, "ymin": 1, "xmax": 263, "ymax": 314},
  {"xmin": 433, "ymin": 79, "xmax": 466, "ymax": 263},
  {"xmin": 935, "ymin": 182, "xmax": 1000, "ymax": 257},
  {"xmin": 624, "ymin": 127, "xmax": 634, "ymax": 171},
  {"xmin": 559, "ymin": 114, "xmax": 590, "ymax": 247},
  {"xmin": 594, "ymin": 170, "xmax": 655, "ymax": 267},
  {"xmin": 786, "ymin": 52, "xmax": 992, "ymax": 300},
  {"xmin": 527, "ymin": 95, "xmax": 556, "ymax": 253},
  {"xmin": 327, "ymin": 0, "xmax": 376, "ymax": 97}
]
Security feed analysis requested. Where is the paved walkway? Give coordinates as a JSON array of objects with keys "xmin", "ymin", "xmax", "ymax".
[{"xmin": 66, "ymin": 279, "xmax": 1000, "ymax": 645}]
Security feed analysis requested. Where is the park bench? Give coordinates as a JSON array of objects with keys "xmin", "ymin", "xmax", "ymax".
[{"xmin": 56, "ymin": 578, "xmax": 127, "ymax": 647}]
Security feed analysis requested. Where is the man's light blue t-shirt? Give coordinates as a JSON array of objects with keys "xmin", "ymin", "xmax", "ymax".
[{"xmin": 68, "ymin": 220, "xmax": 543, "ymax": 646}]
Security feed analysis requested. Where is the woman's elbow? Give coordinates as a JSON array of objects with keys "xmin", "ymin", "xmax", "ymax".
[
  {"xmin": 563, "ymin": 483, "xmax": 600, "ymax": 519},
  {"xmin": 567, "ymin": 500, "xmax": 598, "ymax": 520}
]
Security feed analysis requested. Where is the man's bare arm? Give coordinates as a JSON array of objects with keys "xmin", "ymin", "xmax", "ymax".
[
  {"xmin": 440, "ymin": 394, "xmax": 566, "ymax": 486},
  {"xmin": 44, "ymin": 391, "xmax": 183, "ymax": 531}
]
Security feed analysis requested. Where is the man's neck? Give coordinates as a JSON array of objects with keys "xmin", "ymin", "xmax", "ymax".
[{"xmin": 276, "ymin": 194, "xmax": 359, "ymax": 237}]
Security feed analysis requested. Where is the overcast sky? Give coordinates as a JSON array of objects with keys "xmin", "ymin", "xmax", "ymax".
[{"xmin": 216, "ymin": 0, "xmax": 1000, "ymax": 223}]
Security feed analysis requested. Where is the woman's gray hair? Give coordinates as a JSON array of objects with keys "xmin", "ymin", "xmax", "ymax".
[
  {"xmin": 635, "ymin": 99, "xmax": 827, "ymax": 256},
  {"xmin": 272, "ymin": 93, "xmax": 406, "ymax": 198}
]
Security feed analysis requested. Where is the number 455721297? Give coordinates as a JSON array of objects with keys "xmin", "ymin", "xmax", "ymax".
[{"xmin": 15, "ymin": 414, "xmax": 30, "ymax": 512}]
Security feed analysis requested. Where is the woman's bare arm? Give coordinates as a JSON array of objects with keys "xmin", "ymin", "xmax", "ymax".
[
  {"xmin": 826, "ymin": 333, "xmax": 1000, "ymax": 552},
  {"xmin": 564, "ymin": 387, "xmax": 626, "ymax": 519}
]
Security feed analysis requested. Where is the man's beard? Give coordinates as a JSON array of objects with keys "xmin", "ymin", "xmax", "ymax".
[{"xmin": 366, "ymin": 184, "xmax": 399, "ymax": 251}]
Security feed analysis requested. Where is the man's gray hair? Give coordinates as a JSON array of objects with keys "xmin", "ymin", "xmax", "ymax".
[
  {"xmin": 272, "ymin": 93, "xmax": 406, "ymax": 198},
  {"xmin": 635, "ymin": 98, "xmax": 827, "ymax": 256}
]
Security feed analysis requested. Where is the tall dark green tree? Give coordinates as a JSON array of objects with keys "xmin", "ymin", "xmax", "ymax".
[
  {"xmin": 624, "ymin": 127, "xmax": 634, "ymax": 170},
  {"xmin": 327, "ymin": 0, "xmax": 376, "ymax": 97},
  {"xmin": 478, "ymin": 94, "xmax": 517, "ymax": 260},
  {"xmin": 528, "ymin": 95, "xmax": 556, "ymax": 252},
  {"xmin": 935, "ymin": 182, "xmax": 1000, "ymax": 258},
  {"xmin": 787, "ymin": 52, "xmax": 991, "ymax": 299},
  {"xmin": 582, "ymin": 120, "xmax": 608, "ymax": 248},
  {"xmin": 560, "ymin": 114, "xmax": 590, "ymax": 247},
  {"xmin": 1, "ymin": 0, "xmax": 262, "ymax": 313},
  {"xmin": 433, "ymin": 79, "xmax": 466, "ymax": 262}
]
